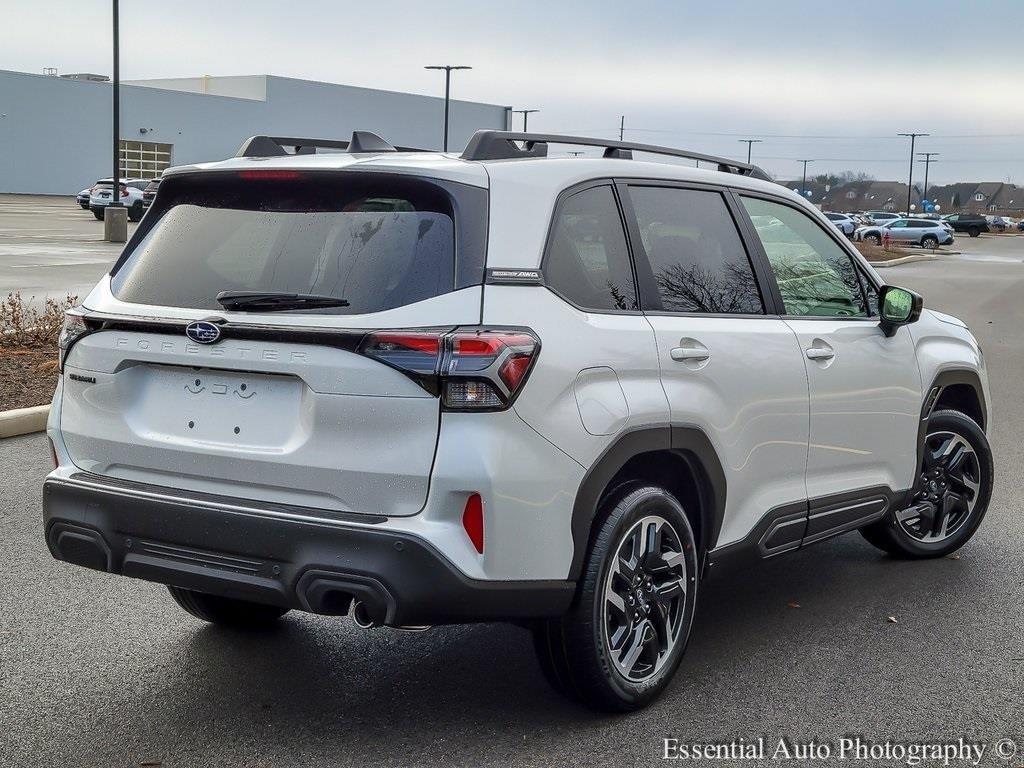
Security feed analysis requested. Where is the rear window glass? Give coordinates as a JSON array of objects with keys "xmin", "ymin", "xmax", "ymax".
[{"xmin": 112, "ymin": 175, "xmax": 460, "ymax": 314}]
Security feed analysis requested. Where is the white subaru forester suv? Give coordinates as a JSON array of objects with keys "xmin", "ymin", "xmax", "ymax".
[{"xmin": 44, "ymin": 131, "xmax": 993, "ymax": 712}]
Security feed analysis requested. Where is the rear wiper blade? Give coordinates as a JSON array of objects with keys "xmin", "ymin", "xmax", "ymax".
[{"xmin": 215, "ymin": 291, "xmax": 350, "ymax": 311}]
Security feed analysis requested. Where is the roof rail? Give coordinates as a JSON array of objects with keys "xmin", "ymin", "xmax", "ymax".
[
  {"xmin": 460, "ymin": 131, "xmax": 772, "ymax": 181},
  {"xmin": 235, "ymin": 131, "xmax": 427, "ymax": 158}
]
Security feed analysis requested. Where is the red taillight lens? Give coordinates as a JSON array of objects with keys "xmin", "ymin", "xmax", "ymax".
[
  {"xmin": 238, "ymin": 169, "xmax": 304, "ymax": 180},
  {"xmin": 358, "ymin": 328, "xmax": 538, "ymax": 410},
  {"xmin": 359, "ymin": 332, "xmax": 444, "ymax": 375},
  {"xmin": 462, "ymin": 493, "xmax": 484, "ymax": 554},
  {"xmin": 443, "ymin": 330, "xmax": 539, "ymax": 410},
  {"xmin": 48, "ymin": 438, "xmax": 58, "ymax": 469},
  {"xmin": 120, "ymin": 184, "xmax": 128, "ymax": 197}
]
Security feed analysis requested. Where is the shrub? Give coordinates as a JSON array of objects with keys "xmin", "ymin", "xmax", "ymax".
[{"xmin": 0, "ymin": 292, "xmax": 78, "ymax": 349}]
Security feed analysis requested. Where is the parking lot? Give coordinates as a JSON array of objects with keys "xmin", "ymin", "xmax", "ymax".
[{"xmin": 2, "ymin": 196, "xmax": 1024, "ymax": 767}]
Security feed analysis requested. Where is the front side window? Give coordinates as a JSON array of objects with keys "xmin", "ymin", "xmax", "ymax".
[
  {"xmin": 628, "ymin": 186, "xmax": 763, "ymax": 314},
  {"xmin": 544, "ymin": 185, "xmax": 638, "ymax": 311},
  {"xmin": 741, "ymin": 197, "xmax": 867, "ymax": 318}
]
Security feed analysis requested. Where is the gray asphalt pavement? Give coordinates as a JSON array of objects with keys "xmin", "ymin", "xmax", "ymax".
[
  {"xmin": 2, "ymin": 216, "xmax": 1024, "ymax": 767},
  {"xmin": 0, "ymin": 195, "xmax": 134, "ymax": 306}
]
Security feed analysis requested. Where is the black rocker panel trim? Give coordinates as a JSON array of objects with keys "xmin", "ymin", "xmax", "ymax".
[
  {"xmin": 706, "ymin": 485, "xmax": 906, "ymax": 575},
  {"xmin": 568, "ymin": 425, "xmax": 727, "ymax": 580},
  {"xmin": 803, "ymin": 486, "xmax": 892, "ymax": 546}
]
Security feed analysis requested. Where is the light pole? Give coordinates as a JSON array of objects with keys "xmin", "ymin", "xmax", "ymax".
[
  {"xmin": 103, "ymin": 0, "xmax": 127, "ymax": 242},
  {"xmin": 619, "ymin": 115, "xmax": 625, "ymax": 141},
  {"xmin": 739, "ymin": 139, "xmax": 762, "ymax": 164},
  {"xmin": 424, "ymin": 64, "xmax": 472, "ymax": 151},
  {"xmin": 898, "ymin": 132, "xmax": 929, "ymax": 213},
  {"xmin": 513, "ymin": 109, "xmax": 539, "ymax": 132},
  {"xmin": 917, "ymin": 152, "xmax": 939, "ymax": 207},
  {"xmin": 798, "ymin": 159, "xmax": 814, "ymax": 198}
]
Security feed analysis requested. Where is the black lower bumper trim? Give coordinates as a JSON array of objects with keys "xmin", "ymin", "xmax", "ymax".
[{"xmin": 43, "ymin": 477, "xmax": 575, "ymax": 626}]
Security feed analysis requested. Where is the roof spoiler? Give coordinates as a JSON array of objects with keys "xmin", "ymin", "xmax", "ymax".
[
  {"xmin": 235, "ymin": 132, "xmax": 428, "ymax": 157},
  {"xmin": 460, "ymin": 130, "xmax": 772, "ymax": 181}
]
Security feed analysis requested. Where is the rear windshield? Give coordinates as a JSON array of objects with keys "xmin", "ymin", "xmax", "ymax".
[{"xmin": 111, "ymin": 173, "xmax": 480, "ymax": 315}]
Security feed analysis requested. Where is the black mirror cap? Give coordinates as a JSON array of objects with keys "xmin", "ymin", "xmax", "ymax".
[{"xmin": 878, "ymin": 285, "xmax": 924, "ymax": 337}]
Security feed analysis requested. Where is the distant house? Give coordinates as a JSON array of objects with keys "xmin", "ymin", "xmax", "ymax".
[
  {"xmin": 925, "ymin": 183, "xmax": 1023, "ymax": 213},
  {"xmin": 779, "ymin": 178, "xmax": 1023, "ymax": 214}
]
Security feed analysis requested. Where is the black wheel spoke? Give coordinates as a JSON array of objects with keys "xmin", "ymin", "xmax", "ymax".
[
  {"xmin": 902, "ymin": 429, "xmax": 980, "ymax": 543},
  {"xmin": 602, "ymin": 513, "xmax": 691, "ymax": 682}
]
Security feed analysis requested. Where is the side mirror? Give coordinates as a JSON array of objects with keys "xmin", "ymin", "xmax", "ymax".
[{"xmin": 878, "ymin": 285, "xmax": 923, "ymax": 337}]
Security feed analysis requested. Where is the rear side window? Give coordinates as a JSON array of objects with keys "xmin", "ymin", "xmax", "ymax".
[
  {"xmin": 628, "ymin": 186, "xmax": 764, "ymax": 314},
  {"xmin": 112, "ymin": 173, "xmax": 482, "ymax": 315},
  {"xmin": 544, "ymin": 185, "xmax": 638, "ymax": 311}
]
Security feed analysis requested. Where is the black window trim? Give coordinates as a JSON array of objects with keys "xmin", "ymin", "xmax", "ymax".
[
  {"xmin": 538, "ymin": 178, "xmax": 643, "ymax": 316},
  {"xmin": 730, "ymin": 188, "xmax": 883, "ymax": 323},
  {"xmin": 614, "ymin": 177, "xmax": 780, "ymax": 319}
]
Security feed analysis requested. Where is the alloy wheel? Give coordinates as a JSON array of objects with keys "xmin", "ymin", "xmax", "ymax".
[
  {"xmin": 602, "ymin": 515, "xmax": 689, "ymax": 682},
  {"xmin": 897, "ymin": 431, "xmax": 981, "ymax": 543}
]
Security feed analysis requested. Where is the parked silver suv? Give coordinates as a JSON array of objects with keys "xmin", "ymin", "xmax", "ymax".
[
  {"xmin": 854, "ymin": 217, "xmax": 955, "ymax": 248},
  {"xmin": 44, "ymin": 131, "xmax": 992, "ymax": 711}
]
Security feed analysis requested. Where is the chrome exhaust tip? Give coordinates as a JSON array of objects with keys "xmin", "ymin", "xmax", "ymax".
[{"xmin": 351, "ymin": 600, "xmax": 378, "ymax": 629}]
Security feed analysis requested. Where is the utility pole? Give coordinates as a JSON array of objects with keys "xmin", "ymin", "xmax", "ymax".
[
  {"xmin": 798, "ymin": 159, "xmax": 814, "ymax": 198},
  {"xmin": 512, "ymin": 109, "xmax": 539, "ymax": 132},
  {"xmin": 739, "ymin": 139, "xmax": 762, "ymax": 164},
  {"xmin": 917, "ymin": 152, "xmax": 939, "ymax": 207},
  {"xmin": 424, "ymin": 64, "xmax": 472, "ymax": 151},
  {"xmin": 898, "ymin": 133, "xmax": 929, "ymax": 213},
  {"xmin": 619, "ymin": 115, "xmax": 625, "ymax": 141}
]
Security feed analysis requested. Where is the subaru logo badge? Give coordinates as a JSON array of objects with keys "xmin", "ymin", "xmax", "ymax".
[{"xmin": 185, "ymin": 321, "xmax": 222, "ymax": 344}]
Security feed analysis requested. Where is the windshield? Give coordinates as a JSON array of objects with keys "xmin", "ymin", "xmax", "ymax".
[{"xmin": 111, "ymin": 175, "xmax": 460, "ymax": 314}]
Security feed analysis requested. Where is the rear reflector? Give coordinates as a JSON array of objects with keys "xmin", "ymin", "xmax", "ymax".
[{"xmin": 463, "ymin": 493, "xmax": 484, "ymax": 553}]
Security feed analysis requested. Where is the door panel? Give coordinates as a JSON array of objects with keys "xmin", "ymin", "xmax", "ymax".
[
  {"xmin": 785, "ymin": 320, "xmax": 922, "ymax": 498},
  {"xmin": 736, "ymin": 195, "xmax": 924, "ymax": 500},
  {"xmin": 647, "ymin": 316, "xmax": 810, "ymax": 547},
  {"xmin": 623, "ymin": 184, "xmax": 810, "ymax": 548}
]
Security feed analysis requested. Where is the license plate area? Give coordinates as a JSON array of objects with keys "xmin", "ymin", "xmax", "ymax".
[{"xmin": 123, "ymin": 365, "xmax": 303, "ymax": 448}]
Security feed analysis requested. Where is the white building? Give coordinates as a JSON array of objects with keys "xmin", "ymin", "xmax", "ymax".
[{"xmin": 0, "ymin": 69, "xmax": 512, "ymax": 194}]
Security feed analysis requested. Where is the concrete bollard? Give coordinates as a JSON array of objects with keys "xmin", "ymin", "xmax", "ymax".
[{"xmin": 103, "ymin": 205, "xmax": 128, "ymax": 243}]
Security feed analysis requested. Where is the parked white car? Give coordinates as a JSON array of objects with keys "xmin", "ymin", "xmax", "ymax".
[
  {"xmin": 45, "ymin": 131, "xmax": 993, "ymax": 712},
  {"xmin": 88, "ymin": 178, "xmax": 151, "ymax": 222},
  {"xmin": 824, "ymin": 212, "xmax": 856, "ymax": 236},
  {"xmin": 854, "ymin": 217, "xmax": 955, "ymax": 248}
]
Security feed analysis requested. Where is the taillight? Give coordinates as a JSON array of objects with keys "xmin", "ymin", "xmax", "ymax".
[
  {"xmin": 358, "ymin": 328, "xmax": 539, "ymax": 411},
  {"xmin": 443, "ymin": 331, "xmax": 539, "ymax": 410},
  {"xmin": 238, "ymin": 170, "xmax": 304, "ymax": 180},
  {"xmin": 120, "ymin": 184, "xmax": 128, "ymax": 197},
  {"xmin": 58, "ymin": 308, "xmax": 91, "ymax": 369}
]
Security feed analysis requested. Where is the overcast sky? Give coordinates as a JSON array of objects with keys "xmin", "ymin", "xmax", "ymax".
[{"xmin": 4, "ymin": 0, "xmax": 1022, "ymax": 184}]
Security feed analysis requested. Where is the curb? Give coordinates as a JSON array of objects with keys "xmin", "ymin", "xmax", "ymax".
[
  {"xmin": 868, "ymin": 254, "xmax": 939, "ymax": 268},
  {"xmin": 0, "ymin": 404, "xmax": 50, "ymax": 439}
]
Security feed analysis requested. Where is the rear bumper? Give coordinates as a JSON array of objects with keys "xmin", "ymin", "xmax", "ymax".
[{"xmin": 43, "ymin": 474, "xmax": 575, "ymax": 626}]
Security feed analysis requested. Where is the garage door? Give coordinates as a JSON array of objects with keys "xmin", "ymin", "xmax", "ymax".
[{"xmin": 119, "ymin": 140, "xmax": 172, "ymax": 179}]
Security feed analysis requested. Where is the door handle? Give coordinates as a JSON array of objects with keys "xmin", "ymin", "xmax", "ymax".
[
  {"xmin": 670, "ymin": 347, "xmax": 710, "ymax": 362},
  {"xmin": 805, "ymin": 345, "xmax": 835, "ymax": 361}
]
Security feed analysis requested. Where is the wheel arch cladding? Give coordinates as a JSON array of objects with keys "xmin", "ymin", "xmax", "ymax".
[
  {"xmin": 568, "ymin": 426, "xmax": 726, "ymax": 580},
  {"xmin": 931, "ymin": 376, "xmax": 986, "ymax": 431}
]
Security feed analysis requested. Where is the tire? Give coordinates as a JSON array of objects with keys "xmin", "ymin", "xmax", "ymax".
[
  {"xmin": 860, "ymin": 409, "xmax": 992, "ymax": 558},
  {"xmin": 167, "ymin": 585, "xmax": 289, "ymax": 628},
  {"xmin": 92, "ymin": 209, "xmax": 104, "ymax": 221},
  {"xmin": 968, "ymin": 227, "xmax": 981, "ymax": 238},
  {"xmin": 128, "ymin": 201, "xmax": 145, "ymax": 222},
  {"xmin": 921, "ymin": 235, "xmax": 939, "ymax": 249},
  {"xmin": 532, "ymin": 484, "xmax": 699, "ymax": 712},
  {"xmin": 865, "ymin": 233, "xmax": 881, "ymax": 245}
]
